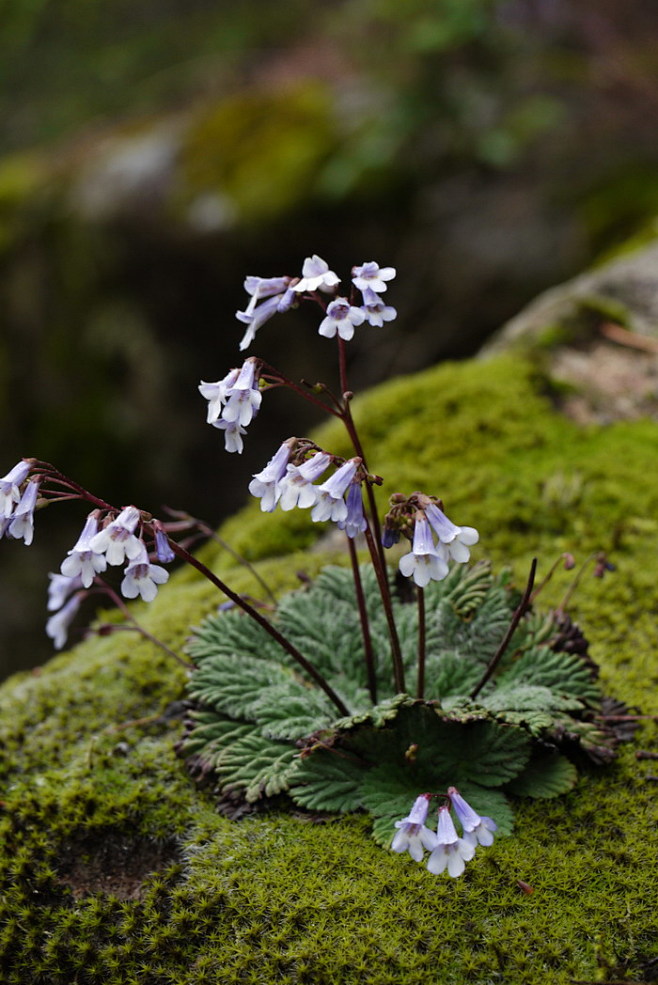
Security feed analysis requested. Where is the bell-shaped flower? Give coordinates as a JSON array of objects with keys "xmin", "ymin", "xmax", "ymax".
[
  {"xmin": 60, "ymin": 512, "xmax": 107, "ymax": 588},
  {"xmin": 47, "ymin": 572, "xmax": 84, "ymax": 612},
  {"xmin": 46, "ymin": 592, "xmax": 83, "ymax": 650},
  {"xmin": 448, "ymin": 787, "xmax": 497, "ymax": 847},
  {"xmin": 391, "ymin": 795, "xmax": 438, "ymax": 861},
  {"xmin": 120, "ymin": 544, "xmax": 169, "ymax": 602},
  {"xmin": 278, "ymin": 452, "xmax": 331, "ymax": 511},
  {"xmin": 360, "ymin": 286, "xmax": 397, "ymax": 328},
  {"xmin": 211, "ymin": 419, "xmax": 247, "ymax": 454},
  {"xmin": 236, "ymin": 280, "xmax": 296, "ymax": 351},
  {"xmin": 153, "ymin": 523, "xmax": 176, "ymax": 564},
  {"xmin": 426, "ymin": 805, "xmax": 476, "ymax": 877},
  {"xmin": 248, "ymin": 442, "xmax": 292, "ymax": 512},
  {"xmin": 6, "ymin": 480, "xmax": 40, "ymax": 546},
  {"xmin": 337, "ymin": 482, "xmax": 368, "ymax": 539},
  {"xmin": 424, "ymin": 503, "xmax": 479, "ymax": 563},
  {"xmin": 89, "ymin": 506, "xmax": 144, "ymax": 567},
  {"xmin": 0, "ymin": 460, "xmax": 30, "ymax": 518},
  {"xmin": 221, "ymin": 359, "xmax": 262, "ymax": 428},
  {"xmin": 311, "ymin": 459, "xmax": 359, "ymax": 524},
  {"xmin": 293, "ymin": 255, "xmax": 340, "ymax": 294},
  {"xmin": 352, "ymin": 261, "xmax": 396, "ymax": 293},
  {"xmin": 198, "ymin": 368, "xmax": 240, "ymax": 424},
  {"xmin": 318, "ymin": 298, "xmax": 366, "ymax": 342},
  {"xmin": 398, "ymin": 515, "xmax": 449, "ymax": 587}
]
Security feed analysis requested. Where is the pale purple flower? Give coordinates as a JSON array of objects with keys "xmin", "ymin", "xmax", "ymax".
[
  {"xmin": 47, "ymin": 572, "xmax": 83, "ymax": 612},
  {"xmin": 153, "ymin": 523, "xmax": 176, "ymax": 564},
  {"xmin": 278, "ymin": 452, "xmax": 331, "ymax": 511},
  {"xmin": 337, "ymin": 483, "xmax": 367, "ymax": 539},
  {"xmin": 391, "ymin": 795, "xmax": 438, "ymax": 861},
  {"xmin": 248, "ymin": 442, "xmax": 292, "ymax": 512},
  {"xmin": 221, "ymin": 359, "xmax": 262, "ymax": 428},
  {"xmin": 0, "ymin": 460, "xmax": 30, "ymax": 518},
  {"xmin": 211, "ymin": 419, "xmax": 247, "ymax": 454},
  {"xmin": 89, "ymin": 506, "xmax": 143, "ymax": 566},
  {"xmin": 60, "ymin": 512, "xmax": 107, "ymax": 588},
  {"xmin": 424, "ymin": 503, "xmax": 479, "ymax": 563},
  {"xmin": 46, "ymin": 592, "xmax": 83, "ymax": 650},
  {"xmin": 293, "ymin": 255, "xmax": 340, "ymax": 294},
  {"xmin": 120, "ymin": 545, "xmax": 169, "ymax": 602},
  {"xmin": 6, "ymin": 480, "xmax": 40, "ymax": 546},
  {"xmin": 426, "ymin": 805, "xmax": 476, "ymax": 877},
  {"xmin": 198, "ymin": 368, "xmax": 240, "ymax": 424},
  {"xmin": 448, "ymin": 787, "xmax": 497, "ymax": 848},
  {"xmin": 236, "ymin": 279, "xmax": 296, "ymax": 351},
  {"xmin": 318, "ymin": 298, "xmax": 366, "ymax": 342},
  {"xmin": 360, "ymin": 286, "xmax": 397, "ymax": 327},
  {"xmin": 311, "ymin": 459, "xmax": 359, "ymax": 524},
  {"xmin": 351, "ymin": 261, "xmax": 396, "ymax": 293},
  {"xmin": 398, "ymin": 516, "xmax": 449, "ymax": 588}
]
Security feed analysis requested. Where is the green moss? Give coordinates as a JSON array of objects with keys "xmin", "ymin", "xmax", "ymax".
[{"xmin": 1, "ymin": 353, "xmax": 658, "ymax": 983}]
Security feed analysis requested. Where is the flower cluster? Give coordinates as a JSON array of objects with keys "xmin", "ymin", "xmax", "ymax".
[
  {"xmin": 0, "ymin": 462, "xmax": 40, "ymax": 546},
  {"xmin": 198, "ymin": 357, "xmax": 262, "ymax": 454},
  {"xmin": 385, "ymin": 495, "xmax": 479, "ymax": 588},
  {"xmin": 392, "ymin": 789, "xmax": 497, "ymax": 877}
]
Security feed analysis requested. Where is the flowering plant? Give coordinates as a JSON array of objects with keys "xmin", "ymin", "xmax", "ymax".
[{"xmin": 0, "ymin": 254, "xmax": 630, "ymax": 875}]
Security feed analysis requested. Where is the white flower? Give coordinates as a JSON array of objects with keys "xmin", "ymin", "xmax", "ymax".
[
  {"xmin": 398, "ymin": 516, "xmax": 449, "ymax": 587},
  {"xmin": 293, "ymin": 255, "xmax": 340, "ymax": 294},
  {"xmin": 360, "ymin": 286, "xmax": 397, "ymax": 327},
  {"xmin": 221, "ymin": 359, "xmax": 262, "ymax": 428},
  {"xmin": 426, "ymin": 806, "xmax": 476, "ymax": 877},
  {"xmin": 89, "ymin": 506, "xmax": 144, "ymax": 566},
  {"xmin": 448, "ymin": 787, "xmax": 497, "ymax": 847},
  {"xmin": 392, "ymin": 795, "xmax": 438, "ymax": 861},
  {"xmin": 46, "ymin": 592, "xmax": 82, "ymax": 650},
  {"xmin": 6, "ymin": 480, "xmax": 40, "ymax": 546},
  {"xmin": 318, "ymin": 298, "xmax": 366, "ymax": 342},
  {"xmin": 236, "ymin": 277, "xmax": 296, "ymax": 351},
  {"xmin": 0, "ymin": 460, "xmax": 30, "ymax": 518},
  {"xmin": 311, "ymin": 459, "xmax": 359, "ymax": 524},
  {"xmin": 248, "ymin": 442, "xmax": 292, "ymax": 512},
  {"xmin": 278, "ymin": 452, "xmax": 331, "ymax": 511},
  {"xmin": 120, "ymin": 545, "xmax": 169, "ymax": 602},
  {"xmin": 60, "ymin": 512, "xmax": 107, "ymax": 588},
  {"xmin": 211, "ymin": 419, "xmax": 247, "ymax": 453},
  {"xmin": 351, "ymin": 261, "xmax": 396, "ymax": 293},
  {"xmin": 198, "ymin": 368, "xmax": 240, "ymax": 424},
  {"xmin": 424, "ymin": 503, "xmax": 479, "ymax": 563},
  {"xmin": 47, "ymin": 572, "xmax": 83, "ymax": 612}
]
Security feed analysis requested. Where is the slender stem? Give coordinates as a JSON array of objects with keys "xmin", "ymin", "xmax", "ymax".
[
  {"xmin": 347, "ymin": 536, "xmax": 377, "ymax": 705},
  {"xmin": 557, "ymin": 553, "xmax": 596, "ymax": 614},
  {"xmin": 416, "ymin": 586, "xmax": 426, "ymax": 699},
  {"xmin": 363, "ymin": 525, "xmax": 406, "ymax": 694},
  {"xmin": 470, "ymin": 558, "xmax": 537, "ymax": 700},
  {"xmin": 258, "ymin": 362, "xmax": 341, "ymax": 418},
  {"xmin": 30, "ymin": 461, "xmax": 115, "ymax": 512},
  {"xmin": 168, "ymin": 538, "xmax": 351, "ymax": 717},
  {"xmin": 94, "ymin": 585, "xmax": 193, "ymax": 670}
]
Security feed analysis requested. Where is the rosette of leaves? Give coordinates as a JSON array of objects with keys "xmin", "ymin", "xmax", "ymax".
[{"xmin": 180, "ymin": 562, "xmax": 620, "ymax": 845}]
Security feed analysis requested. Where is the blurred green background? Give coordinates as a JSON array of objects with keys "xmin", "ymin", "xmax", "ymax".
[{"xmin": 2, "ymin": 0, "xmax": 658, "ymax": 677}]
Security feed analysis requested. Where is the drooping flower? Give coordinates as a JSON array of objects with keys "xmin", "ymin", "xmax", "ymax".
[
  {"xmin": 221, "ymin": 359, "xmax": 262, "ymax": 428},
  {"xmin": 211, "ymin": 418, "xmax": 247, "ymax": 454},
  {"xmin": 311, "ymin": 459, "xmax": 360, "ymax": 524},
  {"xmin": 359, "ymin": 286, "xmax": 397, "ymax": 328},
  {"xmin": 0, "ymin": 460, "xmax": 31, "ymax": 519},
  {"xmin": 398, "ymin": 515, "xmax": 449, "ymax": 588},
  {"xmin": 6, "ymin": 480, "xmax": 40, "ymax": 546},
  {"xmin": 337, "ymin": 482, "xmax": 368, "ymax": 539},
  {"xmin": 120, "ymin": 544, "xmax": 169, "ymax": 602},
  {"xmin": 424, "ymin": 502, "xmax": 479, "ymax": 563},
  {"xmin": 426, "ymin": 805, "xmax": 476, "ymax": 877},
  {"xmin": 351, "ymin": 261, "xmax": 396, "ymax": 294},
  {"xmin": 47, "ymin": 572, "xmax": 84, "ymax": 612},
  {"xmin": 236, "ymin": 279, "xmax": 297, "ymax": 351},
  {"xmin": 46, "ymin": 592, "xmax": 83, "ymax": 650},
  {"xmin": 318, "ymin": 298, "xmax": 366, "ymax": 342},
  {"xmin": 293, "ymin": 255, "xmax": 340, "ymax": 294},
  {"xmin": 60, "ymin": 512, "xmax": 107, "ymax": 588},
  {"xmin": 278, "ymin": 452, "xmax": 331, "ymax": 511},
  {"xmin": 391, "ymin": 795, "xmax": 438, "ymax": 861},
  {"xmin": 89, "ymin": 506, "xmax": 144, "ymax": 566},
  {"xmin": 198, "ymin": 368, "xmax": 240, "ymax": 424},
  {"xmin": 248, "ymin": 442, "xmax": 292, "ymax": 512},
  {"xmin": 448, "ymin": 787, "xmax": 497, "ymax": 848},
  {"xmin": 153, "ymin": 522, "xmax": 176, "ymax": 564}
]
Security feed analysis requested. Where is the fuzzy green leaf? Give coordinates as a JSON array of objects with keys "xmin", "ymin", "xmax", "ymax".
[
  {"xmin": 289, "ymin": 751, "xmax": 366, "ymax": 812},
  {"xmin": 186, "ymin": 653, "xmax": 294, "ymax": 720},
  {"xmin": 507, "ymin": 751, "xmax": 578, "ymax": 798},
  {"xmin": 426, "ymin": 718, "xmax": 532, "ymax": 786},
  {"xmin": 216, "ymin": 732, "xmax": 299, "ymax": 802},
  {"xmin": 250, "ymin": 683, "xmax": 336, "ymax": 741}
]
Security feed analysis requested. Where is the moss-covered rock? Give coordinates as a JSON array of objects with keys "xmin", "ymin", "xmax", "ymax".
[{"xmin": 1, "ymin": 353, "xmax": 658, "ymax": 984}]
